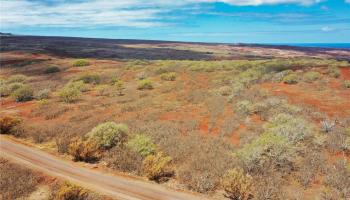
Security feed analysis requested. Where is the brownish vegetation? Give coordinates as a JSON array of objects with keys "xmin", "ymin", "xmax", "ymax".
[{"xmin": 1, "ymin": 36, "xmax": 350, "ymax": 199}]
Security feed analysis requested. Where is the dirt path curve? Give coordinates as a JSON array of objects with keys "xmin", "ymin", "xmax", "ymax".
[{"xmin": 0, "ymin": 136, "xmax": 208, "ymax": 200}]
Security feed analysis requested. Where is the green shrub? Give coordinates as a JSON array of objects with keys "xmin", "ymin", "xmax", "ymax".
[
  {"xmin": 66, "ymin": 80, "xmax": 87, "ymax": 92},
  {"xmin": 11, "ymin": 85, "xmax": 33, "ymax": 102},
  {"xmin": 218, "ymin": 86, "xmax": 232, "ymax": 96},
  {"xmin": 59, "ymin": 86, "xmax": 81, "ymax": 103},
  {"xmin": 127, "ymin": 134, "xmax": 156, "ymax": 157},
  {"xmin": 160, "ymin": 72, "xmax": 176, "ymax": 81},
  {"xmin": 221, "ymin": 168, "xmax": 253, "ymax": 200},
  {"xmin": 35, "ymin": 88, "xmax": 50, "ymax": 100},
  {"xmin": 328, "ymin": 66, "xmax": 340, "ymax": 78},
  {"xmin": 236, "ymin": 132, "xmax": 295, "ymax": 172},
  {"xmin": 0, "ymin": 82, "xmax": 24, "ymax": 97},
  {"xmin": 142, "ymin": 152, "xmax": 174, "ymax": 182},
  {"xmin": 6, "ymin": 74, "xmax": 27, "ymax": 84},
  {"xmin": 76, "ymin": 73, "xmax": 101, "ymax": 84},
  {"xmin": 282, "ymin": 73, "xmax": 298, "ymax": 84},
  {"xmin": 344, "ymin": 80, "xmax": 350, "ymax": 89},
  {"xmin": 44, "ymin": 66, "xmax": 60, "ymax": 74},
  {"xmin": 304, "ymin": 71, "xmax": 321, "ymax": 82},
  {"xmin": 137, "ymin": 79, "xmax": 153, "ymax": 90},
  {"xmin": 86, "ymin": 122, "xmax": 128, "ymax": 149},
  {"xmin": 113, "ymin": 80, "xmax": 124, "ymax": 96},
  {"xmin": 73, "ymin": 59, "xmax": 89, "ymax": 67},
  {"xmin": 264, "ymin": 113, "xmax": 313, "ymax": 144}
]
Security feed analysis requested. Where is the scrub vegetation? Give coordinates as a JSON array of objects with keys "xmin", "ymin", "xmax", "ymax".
[{"xmin": 1, "ymin": 39, "xmax": 350, "ymax": 200}]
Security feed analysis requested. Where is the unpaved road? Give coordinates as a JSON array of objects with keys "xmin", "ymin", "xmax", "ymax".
[{"xmin": 0, "ymin": 136, "xmax": 208, "ymax": 200}]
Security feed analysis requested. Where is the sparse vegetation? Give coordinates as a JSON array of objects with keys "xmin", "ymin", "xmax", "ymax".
[
  {"xmin": 160, "ymin": 72, "xmax": 176, "ymax": 81},
  {"xmin": 282, "ymin": 73, "xmax": 298, "ymax": 84},
  {"xmin": 127, "ymin": 134, "xmax": 156, "ymax": 157},
  {"xmin": 137, "ymin": 79, "xmax": 153, "ymax": 90},
  {"xmin": 45, "ymin": 66, "xmax": 60, "ymax": 73},
  {"xmin": 142, "ymin": 152, "xmax": 174, "ymax": 182},
  {"xmin": 304, "ymin": 71, "xmax": 321, "ymax": 82},
  {"xmin": 11, "ymin": 84, "xmax": 34, "ymax": 102},
  {"xmin": 221, "ymin": 168, "xmax": 253, "ymax": 200},
  {"xmin": 86, "ymin": 122, "xmax": 128, "ymax": 149},
  {"xmin": 73, "ymin": 59, "xmax": 89, "ymax": 67}
]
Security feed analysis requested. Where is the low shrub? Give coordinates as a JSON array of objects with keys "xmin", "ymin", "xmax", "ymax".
[
  {"xmin": 344, "ymin": 80, "xmax": 350, "ymax": 89},
  {"xmin": 264, "ymin": 113, "xmax": 313, "ymax": 144},
  {"xmin": 104, "ymin": 146, "xmax": 143, "ymax": 174},
  {"xmin": 6, "ymin": 74, "xmax": 27, "ymax": 84},
  {"xmin": 235, "ymin": 100, "xmax": 253, "ymax": 116},
  {"xmin": 73, "ymin": 59, "xmax": 89, "ymax": 67},
  {"xmin": 35, "ymin": 88, "xmax": 50, "ymax": 100},
  {"xmin": 44, "ymin": 66, "xmax": 60, "ymax": 74},
  {"xmin": 55, "ymin": 182, "xmax": 88, "ymax": 200},
  {"xmin": 160, "ymin": 72, "xmax": 176, "ymax": 81},
  {"xmin": 236, "ymin": 132, "xmax": 296, "ymax": 173},
  {"xmin": 142, "ymin": 152, "xmax": 174, "ymax": 182},
  {"xmin": 86, "ymin": 122, "xmax": 128, "ymax": 149},
  {"xmin": 304, "ymin": 71, "xmax": 321, "ymax": 82},
  {"xmin": 11, "ymin": 84, "xmax": 33, "ymax": 102},
  {"xmin": 1, "ymin": 82, "xmax": 25, "ymax": 97},
  {"xmin": 328, "ymin": 66, "xmax": 340, "ymax": 78},
  {"xmin": 221, "ymin": 168, "xmax": 253, "ymax": 200},
  {"xmin": 0, "ymin": 158, "xmax": 39, "ymax": 199},
  {"xmin": 68, "ymin": 137, "xmax": 101, "ymax": 162},
  {"xmin": 76, "ymin": 73, "xmax": 101, "ymax": 84},
  {"xmin": 0, "ymin": 115, "xmax": 21, "ymax": 134},
  {"xmin": 218, "ymin": 86, "xmax": 232, "ymax": 96},
  {"xmin": 113, "ymin": 80, "xmax": 124, "ymax": 96},
  {"xmin": 137, "ymin": 79, "xmax": 153, "ymax": 90},
  {"xmin": 324, "ymin": 160, "xmax": 350, "ymax": 198},
  {"xmin": 59, "ymin": 86, "xmax": 81, "ymax": 103},
  {"xmin": 282, "ymin": 73, "xmax": 298, "ymax": 84},
  {"xmin": 127, "ymin": 134, "xmax": 156, "ymax": 157}
]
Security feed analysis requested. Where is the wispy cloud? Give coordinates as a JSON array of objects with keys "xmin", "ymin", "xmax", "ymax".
[{"xmin": 0, "ymin": 0, "xmax": 324, "ymax": 29}]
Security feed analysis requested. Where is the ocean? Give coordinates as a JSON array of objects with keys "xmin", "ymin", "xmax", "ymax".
[{"xmin": 266, "ymin": 43, "xmax": 350, "ymax": 49}]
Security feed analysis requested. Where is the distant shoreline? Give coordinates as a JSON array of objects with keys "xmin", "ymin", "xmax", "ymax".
[{"xmin": 261, "ymin": 43, "xmax": 350, "ymax": 50}]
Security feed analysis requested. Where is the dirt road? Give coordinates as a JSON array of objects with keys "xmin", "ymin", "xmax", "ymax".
[{"xmin": 0, "ymin": 136, "xmax": 208, "ymax": 200}]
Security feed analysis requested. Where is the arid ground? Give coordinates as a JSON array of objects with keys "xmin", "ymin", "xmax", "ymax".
[{"xmin": 1, "ymin": 35, "xmax": 350, "ymax": 200}]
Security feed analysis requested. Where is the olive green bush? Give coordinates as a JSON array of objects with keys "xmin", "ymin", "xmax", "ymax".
[
  {"xmin": 304, "ymin": 71, "xmax": 321, "ymax": 82},
  {"xmin": 44, "ymin": 66, "xmax": 60, "ymax": 74},
  {"xmin": 137, "ymin": 79, "xmax": 153, "ymax": 90},
  {"xmin": 160, "ymin": 72, "xmax": 176, "ymax": 81},
  {"xmin": 282, "ymin": 73, "xmax": 298, "ymax": 84},
  {"xmin": 328, "ymin": 66, "xmax": 340, "ymax": 78},
  {"xmin": 221, "ymin": 168, "xmax": 253, "ymax": 200},
  {"xmin": 344, "ymin": 80, "xmax": 350, "ymax": 89},
  {"xmin": 236, "ymin": 132, "xmax": 296, "ymax": 173},
  {"xmin": 59, "ymin": 85, "xmax": 81, "ymax": 103},
  {"xmin": 127, "ymin": 134, "xmax": 156, "ymax": 157},
  {"xmin": 86, "ymin": 122, "xmax": 128, "ymax": 149},
  {"xmin": 76, "ymin": 73, "xmax": 101, "ymax": 84},
  {"xmin": 264, "ymin": 113, "xmax": 313, "ymax": 144},
  {"xmin": 235, "ymin": 100, "xmax": 253, "ymax": 116},
  {"xmin": 35, "ymin": 88, "xmax": 50, "ymax": 100},
  {"xmin": 11, "ymin": 84, "xmax": 34, "ymax": 102},
  {"xmin": 73, "ymin": 59, "xmax": 89, "ymax": 67},
  {"xmin": 6, "ymin": 74, "xmax": 28, "ymax": 84}
]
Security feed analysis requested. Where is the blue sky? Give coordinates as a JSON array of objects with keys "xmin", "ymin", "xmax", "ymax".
[{"xmin": 1, "ymin": 0, "xmax": 350, "ymax": 43}]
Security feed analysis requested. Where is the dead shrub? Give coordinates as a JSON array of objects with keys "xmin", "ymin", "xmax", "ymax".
[
  {"xmin": 0, "ymin": 115, "xmax": 21, "ymax": 134},
  {"xmin": 54, "ymin": 182, "xmax": 88, "ymax": 200},
  {"xmin": 324, "ymin": 160, "xmax": 350, "ymax": 199},
  {"xmin": 221, "ymin": 168, "xmax": 253, "ymax": 200},
  {"xmin": 104, "ymin": 146, "xmax": 143, "ymax": 175},
  {"xmin": 0, "ymin": 158, "xmax": 39, "ymax": 200},
  {"xmin": 142, "ymin": 152, "xmax": 174, "ymax": 182},
  {"xmin": 68, "ymin": 137, "xmax": 101, "ymax": 162}
]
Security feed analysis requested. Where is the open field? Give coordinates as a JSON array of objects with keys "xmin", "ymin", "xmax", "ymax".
[{"xmin": 1, "ymin": 35, "xmax": 350, "ymax": 200}]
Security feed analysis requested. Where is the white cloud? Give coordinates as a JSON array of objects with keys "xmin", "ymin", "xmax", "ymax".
[
  {"xmin": 321, "ymin": 26, "xmax": 335, "ymax": 32},
  {"xmin": 0, "ymin": 0, "xmax": 323, "ymax": 29}
]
